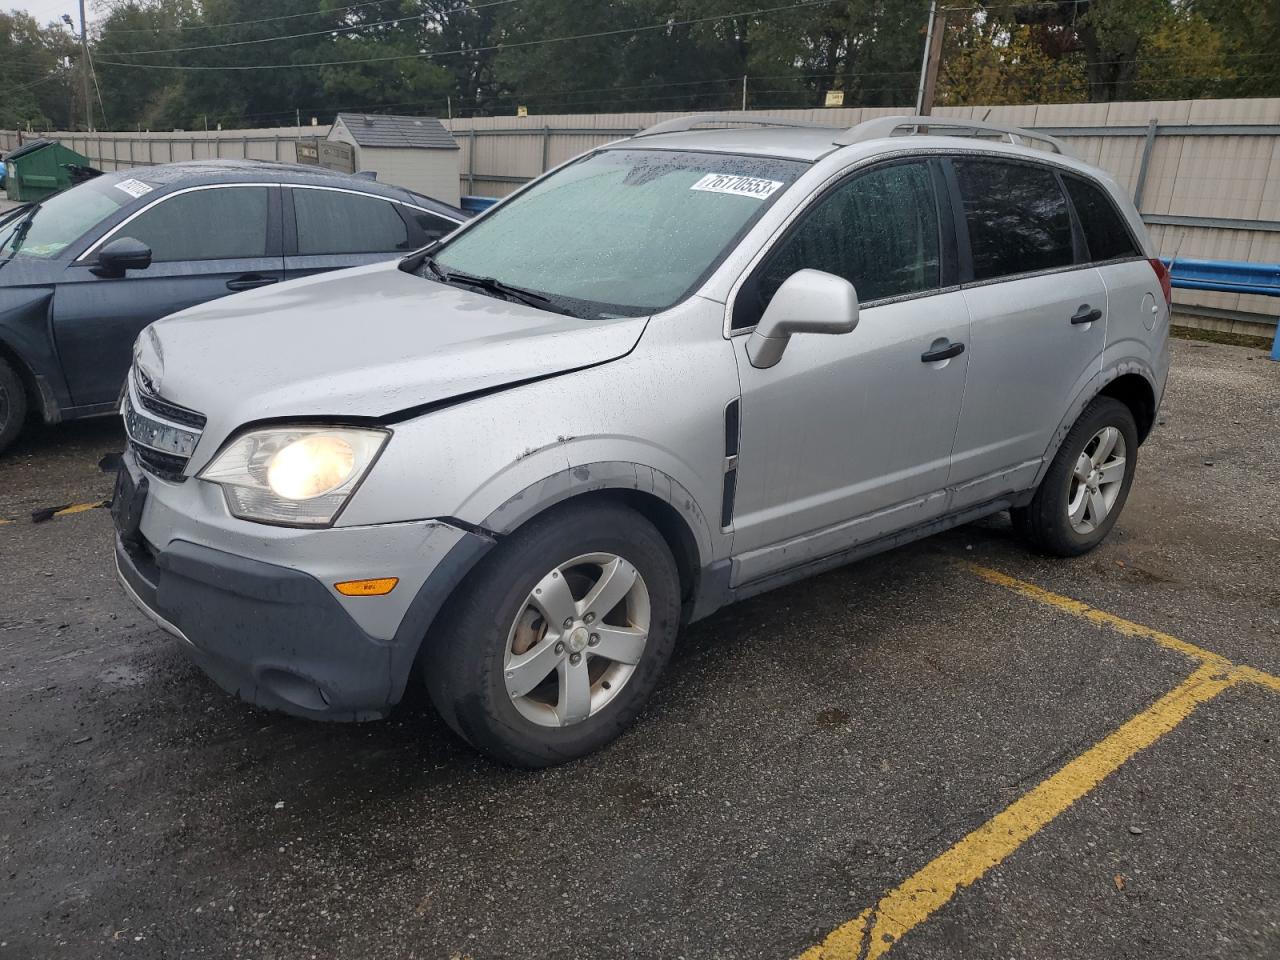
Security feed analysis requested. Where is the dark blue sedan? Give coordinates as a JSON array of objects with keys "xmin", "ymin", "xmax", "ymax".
[{"xmin": 0, "ymin": 159, "xmax": 466, "ymax": 453}]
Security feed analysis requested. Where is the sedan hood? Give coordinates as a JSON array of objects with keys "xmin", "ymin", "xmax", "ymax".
[{"xmin": 144, "ymin": 260, "xmax": 647, "ymax": 433}]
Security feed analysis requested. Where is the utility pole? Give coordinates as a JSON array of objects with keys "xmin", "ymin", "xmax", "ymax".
[
  {"xmin": 78, "ymin": 0, "xmax": 93, "ymax": 131},
  {"xmin": 915, "ymin": 1, "xmax": 946, "ymax": 116},
  {"xmin": 741, "ymin": 75, "xmax": 748, "ymax": 110}
]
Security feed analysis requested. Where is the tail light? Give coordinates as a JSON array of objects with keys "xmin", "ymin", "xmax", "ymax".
[{"xmin": 1149, "ymin": 258, "xmax": 1173, "ymax": 308}]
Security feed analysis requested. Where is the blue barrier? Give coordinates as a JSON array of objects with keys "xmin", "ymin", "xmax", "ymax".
[
  {"xmin": 1161, "ymin": 257, "xmax": 1280, "ymax": 360},
  {"xmin": 460, "ymin": 194, "xmax": 499, "ymax": 214}
]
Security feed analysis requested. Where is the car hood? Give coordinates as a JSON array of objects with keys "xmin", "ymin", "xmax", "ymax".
[{"xmin": 143, "ymin": 260, "xmax": 648, "ymax": 433}]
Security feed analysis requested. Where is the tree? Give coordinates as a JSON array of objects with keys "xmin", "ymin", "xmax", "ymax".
[{"xmin": 0, "ymin": 10, "xmax": 76, "ymax": 130}]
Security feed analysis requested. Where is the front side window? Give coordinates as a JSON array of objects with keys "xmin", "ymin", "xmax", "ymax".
[
  {"xmin": 293, "ymin": 189, "xmax": 411, "ymax": 255},
  {"xmin": 125, "ymin": 187, "xmax": 270, "ymax": 262},
  {"xmin": 430, "ymin": 148, "xmax": 807, "ymax": 318},
  {"xmin": 954, "ymin": 159, "xmax": 1074, "ymax": 281},
  {"xmin": 0, "ymin": 176, "xmax": 133, "ymax": 259},
  {"xmin": 1063, "ymin": 175, "xmax": 1141, "ymax": 263},
  {"xmin": 752, "ymin": 160, "xmax": 942, "ymax": 318}
]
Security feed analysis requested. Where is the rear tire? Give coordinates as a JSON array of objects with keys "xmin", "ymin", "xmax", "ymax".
[
  {"xmin": 1012, "ymin": 396, "xmax": 1138, "ymax": 557},
  {"xmin": 422, "ymin": 500, "xmax": 681, "ymax": 767},
  {"xmin": 0, "ymin": 356, "xmax": 27, "ymax": 456}
]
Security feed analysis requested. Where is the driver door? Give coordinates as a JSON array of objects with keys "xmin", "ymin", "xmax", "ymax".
[
  {"xmin": 729, "ymin": 158, "xmax": 971, "ymax": 585},
  {"xmin": 52, "ymin": 184, "xmax": 283, "ymax": 408}
]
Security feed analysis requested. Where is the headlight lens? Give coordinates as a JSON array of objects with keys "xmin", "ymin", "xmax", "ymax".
[{"xmin": 199, "ymin": 426, "xmax": 389, "ymax": 526}]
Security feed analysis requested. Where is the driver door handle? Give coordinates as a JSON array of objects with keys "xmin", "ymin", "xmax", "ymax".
[
  {"xmin": 921, "ymin": 341, "xmax": 965, "ymax": 363},
  {"xmin": 226, "ymin": 274, "xmax": 279, "ymax": 291}
]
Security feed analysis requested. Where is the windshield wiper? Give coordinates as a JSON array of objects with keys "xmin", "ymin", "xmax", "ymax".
[
  {"xmin": 0, "ymin": 201, "xmax": 41, "ymax": 273},
  {"xmin": 421, "ymin": 256, "xmax": 575, "ymax": 315}
]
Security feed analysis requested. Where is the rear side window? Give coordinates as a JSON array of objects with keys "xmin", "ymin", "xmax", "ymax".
[
  {"xmin": 755, "ymin": 160, "xmax": 941, "ymax": 311},
  {"xmin": 126, "ymin": 187, "xmax": 269, "ymax": 262},
  {"xmin": 293, "ymin": 189, "xmax": 411, "ymax": 255},
  {"xmin": 954, "ymin": 160, "xmax": 1073, "ymax": 281},
  {"xmin": 1063, "ymin": 175, "xmax": 1140, "ymax": 262}
]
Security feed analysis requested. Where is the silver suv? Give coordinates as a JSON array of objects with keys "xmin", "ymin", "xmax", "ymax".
[{"xmin": 113, "ymin": 115, "xmax": 1171, "ymax": 766}]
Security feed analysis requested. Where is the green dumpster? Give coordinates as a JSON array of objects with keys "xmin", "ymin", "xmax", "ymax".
[{"xmin": 4, "ymin": 138, "xmax": 96, "ymax": 203}]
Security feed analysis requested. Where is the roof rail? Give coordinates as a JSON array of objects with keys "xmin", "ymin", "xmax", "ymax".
[
  {"xmin": 632, "ymin": 113, "xmax": 834, "ymax": 139},
  {"xmin": 835, "ymin": 115, "xmax": 1074, "ymax": 157}
]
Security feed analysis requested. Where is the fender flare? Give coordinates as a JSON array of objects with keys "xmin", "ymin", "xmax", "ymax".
[
  {"xmin": 481, "ymin": 460, "xmax": 717, "ymax": 569},
  {"xmin": 1032, "ymin": 358, "xmax": 1159, "ymax": 488},
  {"xmin": 388, "ymin": 461, "xmax": 719, "ymax": 705}
]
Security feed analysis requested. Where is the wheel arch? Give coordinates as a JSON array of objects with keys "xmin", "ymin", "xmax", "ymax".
[
  {"xmin": 480, "ymin": 462, "xmax": 716, "ymax": 619},
  {"xmin": 1097, "ymin": 372, "xmax": 1156, "ymax": 443},
  {"xmin": 1033, "ymin": 361, "xmax": 1160, "ymax": 489},
  {"xmin": 393, "ymin": 463, "xmax": 718, "ymax": 706}
]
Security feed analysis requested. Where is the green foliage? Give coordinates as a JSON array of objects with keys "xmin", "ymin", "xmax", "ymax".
[
  {"xmin": 0, "ymin": 10, "xmax": 76, "ymax": 129},
  {"xmin": 6, "ymin": 0, "xmax": 1280, "ymax": 132}
]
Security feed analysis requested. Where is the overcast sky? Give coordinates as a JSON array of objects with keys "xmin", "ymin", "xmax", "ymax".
[{"xmin": 9, "ymin": 0, "xmax": 98, "ymax": 28}]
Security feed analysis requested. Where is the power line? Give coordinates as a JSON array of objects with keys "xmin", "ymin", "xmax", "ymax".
[
  {"xmin": 94, "ymin": 0, "xmax": 838, "ymax": 71},
  {"xmin": 106, "ymin": 0, "xmax": 521, "ymax": 56}
]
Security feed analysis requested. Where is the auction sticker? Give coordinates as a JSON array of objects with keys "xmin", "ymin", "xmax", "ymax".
[
  {"xmin": 690, "ymin": 173, "xmax": 783, "ymax": 199},
  {"xmin": 114, "ymin": 178, "xmax": 154, "ymax": 199}
]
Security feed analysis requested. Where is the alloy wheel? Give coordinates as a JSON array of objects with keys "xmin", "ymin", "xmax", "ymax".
[
  {"xmin": 1066, "ymin": 425, "xmax": 1127, "ymax": 534},
  {"xmin": 503, "ymin": 552, "xmax": 650, "ymax": 728}
]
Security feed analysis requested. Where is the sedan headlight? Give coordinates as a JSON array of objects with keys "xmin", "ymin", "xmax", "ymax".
[{"xmin": 199, "ymin": 426, "xmax": 389, "ymax": 526}]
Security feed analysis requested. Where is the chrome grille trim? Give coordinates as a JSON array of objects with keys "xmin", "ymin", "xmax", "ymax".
[{"xmin": 122, "ymin": 370, "xmax": 205, "ymax": 481}]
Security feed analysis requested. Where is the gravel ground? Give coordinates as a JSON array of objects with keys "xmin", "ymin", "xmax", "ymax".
[{"xmin": 0, "ymin": 337, "xmax": 1276, "ymax": 959}]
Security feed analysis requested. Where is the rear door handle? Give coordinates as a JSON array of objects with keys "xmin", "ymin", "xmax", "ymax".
[
  {"xmin": 226, "ymin": 274, "xmax": 279, "ymax": 291},
  {"xmin": 1071, "ymin": 305, "xmax": 1103, "ymax": 325},
  {"xmin": 921, "ymin": 341, "xmax": 965, "ymax": 363}
]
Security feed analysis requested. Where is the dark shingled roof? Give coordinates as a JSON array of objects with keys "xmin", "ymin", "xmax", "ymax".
[{"xmin": 332, "ymin": 113, "xmax": 459, "ymax": 150}]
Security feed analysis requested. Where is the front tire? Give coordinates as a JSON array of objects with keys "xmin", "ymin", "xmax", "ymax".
[
  {"xmin": 1012, "ymin": 396, "xmax": 1138, "ymax": 557},
  {"xmin": 0, "ymin": 356, "xmax": 28, "ymax": 456},
  {"xmin": 423, "ymin": 500, "xmax": 681, "ymax": 767}
]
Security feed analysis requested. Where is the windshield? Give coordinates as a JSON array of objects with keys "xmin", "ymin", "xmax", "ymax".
[
  {"xmin": 0, "ymin": 176, "xmax": 137, "ymax": 259},
  {"xmin": 430, "ymin": 148, "xmax": 807, "ymax": 318}
]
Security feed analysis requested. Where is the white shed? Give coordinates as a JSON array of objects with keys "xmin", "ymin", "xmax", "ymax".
[{"xmin": 327, "ymin": 113, "xmax": 461, "ymax": 205}]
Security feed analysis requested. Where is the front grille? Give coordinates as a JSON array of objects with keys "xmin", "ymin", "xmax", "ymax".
[
  {"xmin": 132, "ymin": 444, "xmax": 188, "ymax": 483},
  {"xmin": 123, "ymin": 369, "xmax": 206, "ymax": 483},
  {"xmin": 134, "ymin": 374, "xmax": 207, "ymax": 429}
]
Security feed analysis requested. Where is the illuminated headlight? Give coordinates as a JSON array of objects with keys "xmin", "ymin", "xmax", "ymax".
[{"xmin": 199, "ymin": 426, "xmax": 389, "ymax": 526}]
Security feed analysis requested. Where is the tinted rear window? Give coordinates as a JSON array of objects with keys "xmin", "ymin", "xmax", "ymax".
[
  {"xmin": 294, "ymin": 189, "xmax": 411, "ymax": 255},
  {"xmin": 954, "ymin": 159, "xmax": 1074, "ymax": 281},
  {"xmin": 1064, "ymin": 175, "xmax": 1140, "ymax": 262}
]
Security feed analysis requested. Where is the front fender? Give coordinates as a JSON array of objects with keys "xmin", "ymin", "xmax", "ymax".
[{"xmin": 0, "ymin": 284, "xmax": 65, "ymax": 421}]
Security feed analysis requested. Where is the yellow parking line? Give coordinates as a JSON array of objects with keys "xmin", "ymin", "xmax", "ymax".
[
  {"xmin": 797, "ymin": 663, "xmax": 1237, "ymax": 960},
  {"xmin": 965, "ymin": 563, "xmax": 1280, "ymax": 691},
  {"xmin": 966, "ymin": 563, "xmax": 1230, "ymax": 666},
  {"xmin": 53, "ymin": 501, "xmax": 107, "ymax": 517}
]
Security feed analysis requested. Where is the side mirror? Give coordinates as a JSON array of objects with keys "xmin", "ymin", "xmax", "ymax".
[
  {"xmin": 92, "ymin": 237, "xmax": 152, "ymax": 278},
  {"xmin": 745, "ymin": 269, "xmax": 859, "ymax": 369}
]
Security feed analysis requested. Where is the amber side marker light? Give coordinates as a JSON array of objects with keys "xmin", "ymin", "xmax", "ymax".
[{"xmin": 335, "ymin": 577, "xmax": 399, "ymax": 597}]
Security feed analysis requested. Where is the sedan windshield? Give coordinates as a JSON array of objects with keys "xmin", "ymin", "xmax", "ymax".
[
  {"xmin": 429, "ymin": 148, "xmax": 807, "ymax": 318},
  {"xmin": 0, "ymin": 176, "xmax": 136, "ymax": 259}
]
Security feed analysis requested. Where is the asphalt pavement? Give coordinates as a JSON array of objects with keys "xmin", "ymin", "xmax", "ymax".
[{"xmin": 0, "ymin": 337, "xmax": 1276, "ymax": 959}]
